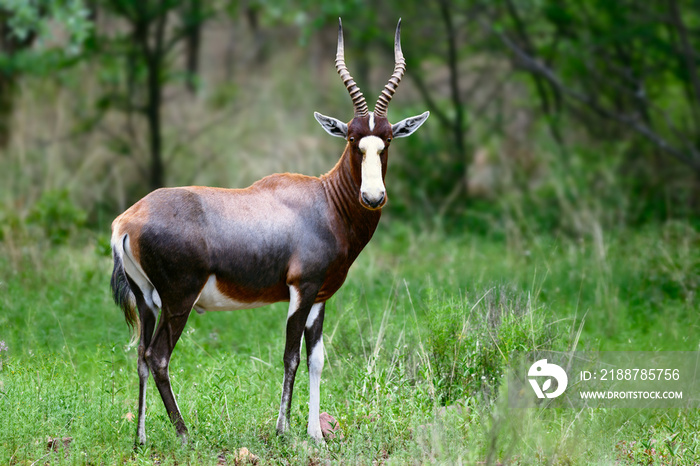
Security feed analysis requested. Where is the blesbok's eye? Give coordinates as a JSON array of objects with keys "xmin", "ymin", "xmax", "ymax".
[
  {"xmin": 349, "ymin": 137, "xmax": 355, "ymax": 143},
  {"xmin": 386, "ymin": 138, "xmax": 392, "ymax": 143}
]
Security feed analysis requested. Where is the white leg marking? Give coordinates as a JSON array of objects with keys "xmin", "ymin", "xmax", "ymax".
[
  {"xmin": 305, "ymin": 303, "xmax": 323, "ymax": 329},
  {"xmin": 276, "ymin": 375, "xmax": 290, "ymax": 433},
  {"xmin": 359, "ymin": 136, "xmax": 386, "ymax": 204},
  {"xmin": 307, "ymin": 337, "xmax": 324, "ymax": 441},
  {"xmin": 137, "ymin": 362, "xmax": 148, "ymax": 444},
  {"xmin": 287, "ymin": 285, "xmax": 300, "ymax": 321},
  {"xmin": 137, "ymin": 410, "xmax": 147, "ymax": 443}
]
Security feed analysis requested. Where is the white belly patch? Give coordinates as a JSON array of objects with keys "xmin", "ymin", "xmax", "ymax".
[{"xmin": 194, "ymin": 275, "xmax": 268, "ymax": 313}]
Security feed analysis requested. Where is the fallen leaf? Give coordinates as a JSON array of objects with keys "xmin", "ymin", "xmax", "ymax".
[
  {"xmin": 234, "ymin": 447, "xmax": 259, "ymax": 465},
  {"xmin": 46, "ymin": 436, "xmax": 72, "ymax": 452}
]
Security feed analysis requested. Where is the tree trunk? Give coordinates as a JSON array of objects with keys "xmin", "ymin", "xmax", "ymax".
[
  {"xmin": 184, "ymin": 0, "xmax": 201, "ymax": 94},
  {"xmin": 146, "ymin": 56, "xmax": 164, "ymax": 190},
  {"xmin": 439, "ymin": 0, "xmax": 470, "ymax": 204},
  {"xmin": 145, "ymin": 8, "xmax": 168, "ymax": 190},
  {"xmin": 0, "ymin": 73, "xmax": 15, "ymax": 148},
  {"xmin": 0, "ymin": 13, "xmax": 36, "ymax": 148}
]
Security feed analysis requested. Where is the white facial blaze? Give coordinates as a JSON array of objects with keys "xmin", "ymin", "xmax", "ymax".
[{"xmin": 359, "ymin": 136, "xmax": 386, "ymax": 206}]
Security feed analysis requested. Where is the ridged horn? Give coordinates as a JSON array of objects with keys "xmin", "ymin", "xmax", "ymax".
[
  {"xmin": 336, "ymin": 18, "xmax": 369, "ymax": 117},
  {"xmin": 374, "ymin": 18, "xmax": 405, "ymax": 118}
]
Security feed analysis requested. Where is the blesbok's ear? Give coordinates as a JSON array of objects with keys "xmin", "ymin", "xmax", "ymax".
[
  {"xmin": 391, "ymin": 111, "xmax": 430, "ymax": 138},
  {"xmin": 314, "ymin": 112, "xmax": 348, "ymax": 139}
]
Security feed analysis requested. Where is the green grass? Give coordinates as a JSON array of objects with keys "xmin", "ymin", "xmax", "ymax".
[{"xmin": 1, "ymin": 221, "xmax": 699, "ymax": 464}]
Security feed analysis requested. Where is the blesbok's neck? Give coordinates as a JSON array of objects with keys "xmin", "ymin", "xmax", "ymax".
[{"xmin": 321, "ymin": 148, "xmax": 381, "ymax": 251}]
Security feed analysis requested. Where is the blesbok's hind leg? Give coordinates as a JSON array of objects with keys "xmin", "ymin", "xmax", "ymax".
[
  {"xmin": 135, "ymin": 299, "xmax": 158, "ymax": 446},
  {"xmin": 276, "ymin": 284, "xmax": 320, "ymax": 436},
  {"xmin": 144, "ymin": 304, "xmax": 193, "ymax": 443},
  {"xmin": 304, "ymin": 302, "xmax": 325, "ymax": 441}
]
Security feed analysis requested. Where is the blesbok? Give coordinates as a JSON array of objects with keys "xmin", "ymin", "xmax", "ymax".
[{"xmin": 110, "ymin": 18, "xmax": 429, "ymax": 445}]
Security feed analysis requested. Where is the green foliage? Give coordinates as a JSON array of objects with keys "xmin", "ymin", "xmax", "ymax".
[
  {"xmin": 424, "ymin": 285, "xmax": 558, "ymax": 406},
  {"xmin": 0, "ymin": 202, "xmax": 21, "ymax": 242},
  {"xmin": 0, "ymin": 3, "xmax": 699, "ymax": 461},
  {"xmin": 0, "ymin": 0, "xmax": 93, "ymax": 67},
  {"xmin": 90, "ymin": 0, "xmax": 218, "ymax": 191},
  {"xmin": 27, "ymin": 189, "xmax": 87, "ymax": 244},
  {"xmin": 494, "ymin": 0, "xmax": 700, "ymax": 222},
  {"xmin": 1, "ymin": 224, "xmax": 699, "ymax": 463},
  {"xmin": 0, "ymin": 224, "xmax": 699, "ymax": 463},
  {"xmin": 2, "ymin": 0, "xmax": 698, "ymax": 230}
]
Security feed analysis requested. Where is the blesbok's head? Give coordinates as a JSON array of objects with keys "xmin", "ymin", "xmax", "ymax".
[{"xmin": 315, "ymin": 18, "xmax": 429, "ymax": 210}]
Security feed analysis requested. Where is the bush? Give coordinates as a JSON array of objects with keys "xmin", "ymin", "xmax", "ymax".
[
  {"xmin": 424, "ymin": 285, "xmax": 558, "ymax": 406},
  {"xmin": 27, "ymin": 189, "xmax": 86, "ymax": 245}
]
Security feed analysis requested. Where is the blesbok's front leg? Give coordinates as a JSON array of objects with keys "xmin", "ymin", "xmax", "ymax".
[
  {"xmin": 144, "ymin": 306, "xmax": 192, "ymax": 443},
  {"xmin": 276, "ymin": 285, "xmax": 319, "ymax": 436},
  {"xmin": 304, "ymin": 302, "xmax": 325, "ymax": 441}
]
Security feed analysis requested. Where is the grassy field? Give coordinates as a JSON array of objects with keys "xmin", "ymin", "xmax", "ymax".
[
  {"xmin": 1, "ymin": 12, "xmax": 698, "ymax": 464},
  {"xmin": 1, "ymin": 219, "xmax": 698, "ymax": 464}
]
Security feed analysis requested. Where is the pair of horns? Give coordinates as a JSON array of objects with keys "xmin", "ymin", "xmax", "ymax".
[{"xmin": 335, "ymin": 18, "xmax": 405, "ymax": 118}]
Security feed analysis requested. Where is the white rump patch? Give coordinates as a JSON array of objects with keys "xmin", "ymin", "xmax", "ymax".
[
  {"xmin": 359, "ymin": 136, "xmax": 386, "ymax": 204},
  {"xmin": 115, "ymin": 233, "xmax": 159, "ymax": 318},
  {"xmin": 194, "ymin": 275, "xmax": 267, "ymax": 313},
  {"xmin": 151, "ymin": 289, "xmax": 162, "ymax": 309}
]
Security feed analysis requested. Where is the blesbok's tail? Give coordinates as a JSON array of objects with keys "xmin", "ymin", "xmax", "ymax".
[{"xmin": 111, "ymin": 247, "xmax": 140, "ymax": 345}]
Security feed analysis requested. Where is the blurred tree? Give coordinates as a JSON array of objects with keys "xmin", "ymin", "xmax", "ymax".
[
  {"xmin": 493, "ymin": 0, "xmax": 700, "ymax": 211},
  {"xmin": 293, "ymin": 1, "xmax": 507, "ymax": 215},
  {"xmin": 372, "ymin": 1, "xmax": 507, "ymax": 217},
  {"xmin": 96, "ymin": 0, "xmax": 213, "ymax": 191},
  {"xmin": 399, "ymin": 0, "xmax": 474, "ymax": 216},
  {"xmin": 6, "ymin": 0, "xmax": 699, "ymax": 225},
  {"xmin": 182, "ymin": 0, "xmax": 204, "ymax": 94},
  {"xmin": 0, "ymin": 10, "xmax": 35, "ymax": 148},
  {"xmin": 0, "ymin": 0, "xmax": 92, "ymax": 147}
]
